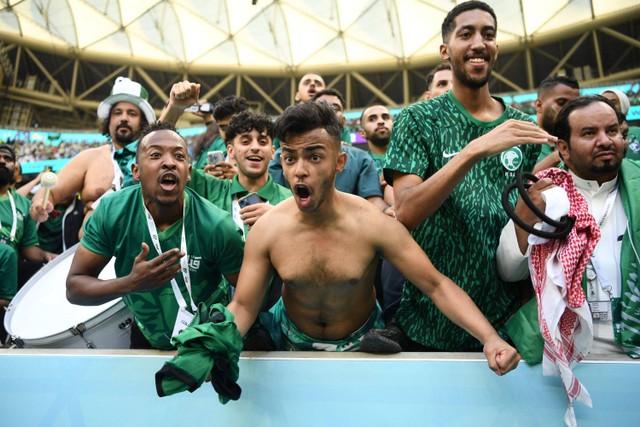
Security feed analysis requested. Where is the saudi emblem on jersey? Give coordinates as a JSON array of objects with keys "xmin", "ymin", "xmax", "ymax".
[{"xmin": 501, "ymin": 147, "xmax": 523, "ymax": 171}]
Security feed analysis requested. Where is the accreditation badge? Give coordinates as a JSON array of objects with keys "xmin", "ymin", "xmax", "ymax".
[
  {"xmin": 589, "ymin": 300, "xmax": 612, "ymax": 321},
  {"xmin": 171, "ymin": 307, "xmax": 195, "ymax": 339}
]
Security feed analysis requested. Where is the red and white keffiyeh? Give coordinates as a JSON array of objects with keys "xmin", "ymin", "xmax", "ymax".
[{"xmin": 527, "ymin": 168, "xmax": 601, "ymax": 427}]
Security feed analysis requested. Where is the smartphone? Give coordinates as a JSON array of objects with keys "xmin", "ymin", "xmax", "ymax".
[
  {"xmin": 207, "ymin": 150, "xmax": 225, "ymax": 165},
  {"xmin": 238, "ymin": 193, "xmax": 262, "ymax": 209}
]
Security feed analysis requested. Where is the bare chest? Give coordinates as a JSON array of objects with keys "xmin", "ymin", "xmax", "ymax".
[
  {"xmin": 272, "ymin": 231, "xmax": 377, "ymax": 290},
  {"xmin": 81, "ymin": 151, "xmax": 117, "ymax": 202}
]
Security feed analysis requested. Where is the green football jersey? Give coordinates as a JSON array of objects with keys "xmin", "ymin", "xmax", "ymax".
[
  {"xmin": 81, "ymin": 185, "xmax": 244, "ymax": 349},
  {"xmin": 385, "ymin": 91, "xmax": 541, "ymax": 351}
]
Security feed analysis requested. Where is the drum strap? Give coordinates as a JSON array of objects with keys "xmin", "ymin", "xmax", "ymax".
[
  {"xmin": 0, "ymin": 191, "xmax": 17, "ymax": 243},
  {"xmin": 143, "ymin": 195, "xmax": 197, "ymax": 313}
]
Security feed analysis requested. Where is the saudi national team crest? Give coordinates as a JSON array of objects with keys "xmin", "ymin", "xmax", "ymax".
[{"xmin": 500, "ymin": 147, "xmax": 523, "ymax": 172}]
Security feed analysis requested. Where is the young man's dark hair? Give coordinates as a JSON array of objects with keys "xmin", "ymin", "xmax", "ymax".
[
  {"xmin": 224, "ymin": 111, "xmax": 274, "ymax": 144},
  {"xmin": 311, "ymin": 89, "xmax": 346, "ymax": 110},
  {"xmin": 441, "ymin": 0, "xmax": 497, "ymax": 42},
  {"xmin": 553, "ymin": 95, "xmax": 617, "ymax": 148},
  {"xmin": 135, "ymin": 121, "xmax": 181, "ymax": 160},
  {"xmin": 537, "ymin": 75, "xmax": 580, "ymax": 96},
  {"xmin": 425, "ymin": 63, "xmax": 452, "ymax": 92},
  {"xmin": 213, "ymin": 96, "xmax": 249, "ymax": 122},
  {"xmin": 274, "ymin": 101, "xmax": 342, "ymax": 148}
]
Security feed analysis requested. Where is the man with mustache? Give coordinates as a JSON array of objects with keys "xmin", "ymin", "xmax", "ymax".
[
  {"xmin": 224, "ymin": 101, "xmax": 520, "ymax": 376},
  {"xmin": 66, "ymin": 122, "xmax": 245, "ymax": 350},
  {"xmin": 361, "ymin": 1, "xmax": 556, "ymax": 353},
  {"xmin": 497, "ymin": 95, "xmax": 640, "ymax": 358},
  {"xmin": 0, "ymin": 144, "xmax": 57, "ymax": 342},
  {"xmin": 29, "ymin": 77, "xmax": 156, "ymax": 238}
]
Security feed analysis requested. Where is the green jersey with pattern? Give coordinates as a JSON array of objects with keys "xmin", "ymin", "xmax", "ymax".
[
  {"xmin": 81, "ymin": 185, "xmax": 244, "ymax": 350},
  {"xmin": 384, "ymin": 91, "xmax": 541, "ymax": 351}
]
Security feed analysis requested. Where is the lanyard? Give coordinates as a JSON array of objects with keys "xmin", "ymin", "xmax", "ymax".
[
  {"xmin": 231, "ymin": 196, "xmax": 245, "ymax": 241},
  {"xmin": 0, "ymin": 191, "xmax": 17, "ymax": 242},
  {"xmin": 142, "ymin": 195, "xmax": 196, "ymax": 312},
  {"xmin": 588, "ymin": 184, "xmax": 619, "ymax": 298}
]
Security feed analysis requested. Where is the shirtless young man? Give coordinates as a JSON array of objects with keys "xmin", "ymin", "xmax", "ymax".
[{"xmin": 227, "ymin": 101, "xmax": 521, "ymax": 376}]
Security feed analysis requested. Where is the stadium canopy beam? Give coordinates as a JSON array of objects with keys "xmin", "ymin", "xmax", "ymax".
[
  {"xmin": 351, "ymin": 72, "xmax": 397, "ymax": 108},
  {"xmin": 135, "ymin": 66, "xmax": 170, "ymax": 104},
  {"xmin": 242, "ymin": 75, "xmax": 284, "ymax": 115},
  {"xmin": 23, "ymin": 47, "xmax": 67, "ymax": 99},
  {"xmin": 200, "ymin": 74, "xmax": 236, "ymax": 104},
  {"xmin": 548, "ymin": 32, "xmax": 591, "ymax": 78}
]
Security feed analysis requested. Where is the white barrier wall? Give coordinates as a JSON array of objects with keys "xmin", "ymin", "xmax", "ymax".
[{"xmin": 1, "ymin": 350, "xmax": 638, "ymax": 427}]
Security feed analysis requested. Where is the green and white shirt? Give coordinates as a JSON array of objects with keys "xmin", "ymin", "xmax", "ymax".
[
  {"xmin": 384, "ymin": 91, "xmax": 541, "ymax": 351},
  {"xmin": 81, "ymin": 185, "xmax": 244, "ymax": 349}
]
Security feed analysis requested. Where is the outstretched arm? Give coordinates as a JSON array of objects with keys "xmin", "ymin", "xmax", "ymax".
[
  {"xmin": 393, "ymin": 119, "xmax": 556, "ymax": 230},
  {"xmin": 377, "ymin": 215, "xmax": 521, "ymax": 375}
]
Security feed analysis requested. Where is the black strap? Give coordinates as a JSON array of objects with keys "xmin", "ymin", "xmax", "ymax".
[
  {"xmin": 155, "ymin": 363, "xmax": 201, "ymax": 397},
  {"xmin": 502, "ymin": 172, "xmax": 574, "ymax": 239}
]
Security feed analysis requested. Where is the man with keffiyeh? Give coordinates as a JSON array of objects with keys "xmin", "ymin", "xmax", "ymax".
[
  {"xmin": 498, "ymin": 95, "xmax": 640, "ymax": 359},
  {"xmin": 497, "ymin": 95, "xmax": 640, "ymax": 425}
]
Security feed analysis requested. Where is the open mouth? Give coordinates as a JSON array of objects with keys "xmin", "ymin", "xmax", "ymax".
[
  {"xmin": 159, "ymin": 173, "xmax": 178, "ymax": 190},
  {"xmin": 294, "ymin": 184, "xmax": 311, "ymax": 199}
]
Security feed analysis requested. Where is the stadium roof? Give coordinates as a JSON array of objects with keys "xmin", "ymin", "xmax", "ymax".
[
  {"xmin": 1, "ymin": 1, "xmax": 639, "ymax": 128},
  {"xmin": 1, "ymin": 0, "xmax": 639, "ymax": 74}
]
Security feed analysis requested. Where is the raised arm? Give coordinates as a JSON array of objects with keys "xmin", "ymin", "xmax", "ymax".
[
  {"xmin": 67, "ymin": 243, "xmax": 184, "ymax": 306},
  {"xmin": 393, "ymin": 119, "xmax": 556, "ymax": 230},
  {"xmin": 159, "ymin": 81, "xmax": 201, "ymax": 126}
]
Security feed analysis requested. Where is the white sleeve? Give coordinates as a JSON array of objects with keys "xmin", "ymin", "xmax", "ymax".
[{"xmin": 496, "ymin": 219, "xmax": 530, "ymax": 282}]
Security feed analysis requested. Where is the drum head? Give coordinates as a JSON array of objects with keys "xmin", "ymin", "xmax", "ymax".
[{"xmin": 5, "ymin": 244, "xmax": 118, "ymax": 340}]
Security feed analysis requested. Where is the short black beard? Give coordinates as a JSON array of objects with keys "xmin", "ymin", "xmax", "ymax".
[
  {"xmin": 114, "ymin": 132, "xmax": 136, "ymax": 145},
  {"xmin": 454, "ymin": 66, "xmax": 491, "ymax": 89},
  {"xmin": 368, "ymin": 134, "xmax": 389, "ymax": 149}
]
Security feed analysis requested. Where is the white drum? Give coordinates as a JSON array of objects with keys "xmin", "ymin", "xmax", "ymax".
[{"xmin": 4, "ymin": 243, "xmax": 133, "ymax": 349}]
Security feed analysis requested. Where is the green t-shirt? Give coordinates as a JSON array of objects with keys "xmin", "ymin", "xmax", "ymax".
[
  {"xmin": 81, "ymin": 185, "xmax": 245, "ymax": 349},
  {"xmin": 368, "ymin": 151, "xmax": 386, "ymax": 177},
  {"xmin": 193, "ymin": 135, "xmax": 228, "ymax": 170},
  {"xmin": 627, "ymin": 126, "xmax": 640, "ymax": 161},
  {"xmin": 0, "ymin": 190, "xmax": 39, "ymax": 299},
  {"xmin": 188, "ymin": 170, "xmax": 292, "ymax": 237},
  {"xmin": 113, "ymin": 140, "xmax": 139, "ymax": 188},
  {"xmin": 0, "ymin": 244, "xmax": 18, "ymax": 300},
  {"xmin": 384, "ymin": 91, "xmax": 541, "ymax": 351}
]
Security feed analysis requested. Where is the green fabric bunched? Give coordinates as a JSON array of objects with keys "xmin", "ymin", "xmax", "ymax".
[{"xmin": 155, "ymin": 303, "xmax": 244, "ymax": 404}]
